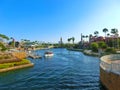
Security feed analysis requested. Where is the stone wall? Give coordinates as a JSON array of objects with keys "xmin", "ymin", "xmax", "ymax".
[{"xmin": 100, "ymin": 67, "xmax": 120, "ymax": 90}]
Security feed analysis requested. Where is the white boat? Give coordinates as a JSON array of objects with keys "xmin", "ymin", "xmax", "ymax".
[{"xmin": 44, "ymin": 51, "xmax": 54, "ymax": 57}]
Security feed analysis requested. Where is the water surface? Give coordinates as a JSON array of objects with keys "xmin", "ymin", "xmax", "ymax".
[{"xmin": 0, "ymin": 48, "xmax": 102, "ymax": 90}]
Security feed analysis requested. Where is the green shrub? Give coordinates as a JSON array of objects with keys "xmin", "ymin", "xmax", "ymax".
[
  {"xmin": 105, "ymin": 48, "xmax": 116, "ymax": 53},
  {"xmin": 90, "ymin": 42, "xmax": 98, "ymax": 52},
  {"xmin": 98, "ymin": 41, "xmax": 107, "ymax": 49}
]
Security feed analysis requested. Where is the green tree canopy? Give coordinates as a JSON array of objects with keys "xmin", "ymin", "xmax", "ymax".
[
  {"xmin": 90, "ymin": 42, "xmax": 98, "ymax": 52},
  {"xmin": 103, "ymin": 28, "xmax": 108, "ymax": 37},
  {"xmin": 0, "ymin": 34, "xmax": 9, "ymax": 41}
]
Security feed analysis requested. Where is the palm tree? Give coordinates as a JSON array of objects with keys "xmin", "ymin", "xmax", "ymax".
[
  {"xmin": 94, "ymin": 31, "xmax": 99, "ymax": 37},
  {"xmin": 107, "ymin": 33, "xmax": 110, "ymax": 37},
  {"xmin": 85, "ymin": 35, "xmax": 88, "ymax": 41},
  {"xmin": 82, "ymin": 35, "xmax": 85, "ymax": 42},
  {"xmin": 89, "ymin": 34, "xmax": 93, "ymax": 43},
  {"xmin": 103, "ymin": 28, "xmax": 108, "ymax": 37},
  {"xmin": 111, "ymin": 28, "xmax": 119, "ymax": 48},
  {"xmin": 72, "ymin": 37, "xmax": 75, "ymax": 44},
  {"xmin": 103, "ymin": 28, "xmax": 108, "ymax": 43},
  {"xmin": 111, "ymin": 28, "xmax": 118, "ymax": 35},
  {"xmin": 67, "ymin": 38, "xmax": 71, "ymax": 43},
  {"xmin": 106, "ymin": 33, "xmax": 110, "ymax": 46}
]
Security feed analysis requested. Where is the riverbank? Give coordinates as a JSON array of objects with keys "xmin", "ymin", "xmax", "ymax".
[
  {"xmin": 0, "ymin": 52, "xmax": 34, "ymax": 73},
  {"xmin": 67, "ymin": 48, "xmax": 83, "ymax": 52},
  {"xmin": 0, "ymin": 63, "xmax": 34, "ymax": 73},
  {"xmin": 67, "ymin": 48, "xmax": 99, "ymax": 57}
]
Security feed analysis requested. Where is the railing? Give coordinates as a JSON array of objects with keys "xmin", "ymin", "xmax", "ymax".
[{"xmin": 100, "ymin": 54, "xmax": 120, "ymax": 75}]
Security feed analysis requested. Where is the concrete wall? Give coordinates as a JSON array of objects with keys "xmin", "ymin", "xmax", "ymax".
[{"xmin": 100, "ymin": 67, "xmax": 120, "ymax": 90}]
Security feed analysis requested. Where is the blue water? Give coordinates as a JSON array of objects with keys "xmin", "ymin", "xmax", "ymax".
[{"xmin": 0, "ymin": 48, "xmax": 102, "ymax": 90}]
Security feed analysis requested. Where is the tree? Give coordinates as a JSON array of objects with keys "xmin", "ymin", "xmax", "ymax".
[
  {"xmin": 0, "ymin": 34, "xmax": 9, "ymax": 41},
  {"xmin": 72, "ymin": 37, "xmax": 75, "ymax": 44},
  {"xmin": 103, "ymin": 28, "xmax": 108, "ymax": 37},
  {"xmin": 89, "ymin": 34, "xmax": 93, "ymax": 43},
  {"xmin": 94, "ymin": 31, "xmax": 99, "ymax": 37},
  {"xmin": 106, "ymin": 33, "xmax": 110, "ymax": 46},
  {"xmin": 98, "ymin": 41, "xmax": 107, "ymax": 49},
  {"xmin": 107, "ymin": 33, "xmax": 110, "ymax": 37},
  {"xmin": 10, "ymin": 37, "xmax": 15, "ymax": 48},
  {"xmin": 0, "ymin": 42, "xmax": 7, "ymax": 51},
  {"xmin": 85, "ymin": 35, "xmax": 88, "ymax": 41},
  {"xmin": 103, "ymin": 28, "xmax": 108, "ymax": 43},
  {"xmin": 82, "ymin": 35, "xmax": 85, "ymax": 42},
  {"xmin": 111, "ymin": 28, "xmax": 118, "ymax": 35},
  {"xmin": 111, "ymin": 28, "xmax": 119, "ymax": 48},
  {"xmin": 67, "ymin": 38, "xmax": 71, "ymax": 43}
]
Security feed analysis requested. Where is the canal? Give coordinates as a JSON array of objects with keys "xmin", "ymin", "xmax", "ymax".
[{"xmin": 0, "ymin": 48, "xmax": 103, "ymax": 90}]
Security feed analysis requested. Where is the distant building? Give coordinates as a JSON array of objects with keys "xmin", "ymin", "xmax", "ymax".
[
  {"xmin": 58, "ymin": 37, "xmax": 63, "ymax": 47},
  {"xmin": 89, "ymin": 36, "xmax": 105, "ymax": 42},
  {"xmin": 59, "ymin": 37, "xmax": 63, "ymax": 44}
]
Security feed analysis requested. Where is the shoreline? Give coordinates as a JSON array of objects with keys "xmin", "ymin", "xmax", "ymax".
[
  {"xmin": 0, "ymin": 63, "xmax": 34, "ymax": 73},
  {"xmin": 67, "ymin": 48, "xmax": 99, "ymax": 57}
]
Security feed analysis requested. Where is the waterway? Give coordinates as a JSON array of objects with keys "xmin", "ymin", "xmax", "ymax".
[{"xmin": 0, "ymin": 48, "xmax": 103, "ymax": 90}]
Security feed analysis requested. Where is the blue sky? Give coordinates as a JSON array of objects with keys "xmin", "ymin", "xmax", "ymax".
[{"xmin": 0, "ymin": 0, "xmax": 120, "ymax": 43}]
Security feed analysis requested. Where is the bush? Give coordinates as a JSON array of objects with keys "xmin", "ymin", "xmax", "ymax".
[
  {"xmin": 105, "ymin": 48, "xmax": 116, "ymax": 53},
  {"xmin": 90, "ymin": 42, "xmax": 98, "ymax": 52},
  {"xmin": 98, "ymin": 41, "xmax": 107, "ymax": 49}
]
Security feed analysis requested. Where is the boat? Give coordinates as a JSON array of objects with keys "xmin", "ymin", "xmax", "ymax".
[{"xmin": 44, "ymin": 51, "xmax": 54, "ymax": 57}]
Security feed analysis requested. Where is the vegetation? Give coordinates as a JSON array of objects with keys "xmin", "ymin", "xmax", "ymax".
[
  {"xmin": 0, "ymin": 34, "xmax": 9, "ymax": 41},
  {"xmin": 98, "ymin": 41, "xmax": 107, "ymax": 49},
  {"xmin": 0, "ymin": 42, "xmax": 7, "ymax": 51},
  {"xmin": 94, "ymin": 31, "xmax": 99, "ymax": 37},
  {"xmin": 103, "ymin": 28, "xmax": 108, "ymax": 38},
  {"xmin": 105, "ymin": 47, "xmax": 116, "ymax": 54},
  {"xmin": 0, "ymin": 59, "xmax": 31, "ymax": 69},
  {"xmin": 90, "ymin": 42, "xmax": 98, "ymax": 52},
  {"xmin": 12, "ymin": 52, "xmax": 27, "ymax": 59},
  {"xmin": 0, "ymin": 54, "xmax": 12, "ymax": 60}
]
